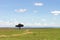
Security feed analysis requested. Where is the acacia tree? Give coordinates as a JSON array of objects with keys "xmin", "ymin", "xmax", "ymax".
[{"xmin": 15, "ymin": 23, "xmax": 24, "ymax": 29}]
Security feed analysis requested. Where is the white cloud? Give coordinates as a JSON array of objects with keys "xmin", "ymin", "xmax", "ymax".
[
  {"xmin": 0, "ymin": 20, "xmax": 19, "ymax": 27},
  {"xmin": 24, "ymin": 22, "xmax": 48, "ymax": 27},
  {"xmin": 0, "ymin": 21, "xmax": 10, "ymax": 27},
  {"xmin": 24, "ymin": 23, "xmax": 42, "ymax": 26},
  {"xmin": 0, "ymin": 20, "xmax": 60, "ymax": 27},
  {"xmin": 43, "ymin": 23, "xmax": 48, "ymax": 26},
  {"xmin": 47, "ymin": 22, "xmax": 60, "ymax": 27},
  {"xmin": 34, "ymin": 2, "xmax": 43, "ymax": 6},
  {"xmin": 24, "ymin": 22, "xmax": 60, "ymax": 27},
  {"xmin": 51, "ymin": 10, "xmax": 60, "ymax": 15},
  {"xmin": 15, "ymin": 9, "xmax": 27, "ymax": 13}
]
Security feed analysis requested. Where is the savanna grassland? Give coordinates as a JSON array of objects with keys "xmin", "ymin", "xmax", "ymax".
[{"xmin": 0, "ymin": 28, "xmax": 60, "ymax": 40}]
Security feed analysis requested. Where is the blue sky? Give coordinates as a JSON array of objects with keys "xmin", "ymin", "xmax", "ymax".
[{"xmin": 0, "ymin": 0, "xmax": 60, "ymax": 27}]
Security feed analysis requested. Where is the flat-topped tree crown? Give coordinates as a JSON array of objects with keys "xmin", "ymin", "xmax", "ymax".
[{"xmin": 15, "ymin": 23, "xmax": 24, "ymax": 29}]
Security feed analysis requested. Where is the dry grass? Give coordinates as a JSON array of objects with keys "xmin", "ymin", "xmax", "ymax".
[{"xmin": 0, "ymin": 29, "xmax": 33, "ymax": 37}]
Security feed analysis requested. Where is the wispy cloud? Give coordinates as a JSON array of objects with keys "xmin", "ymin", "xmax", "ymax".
[
  {"xmin": 0, "ymin": 21, "xmax": 10, "ymax": 27},
  {"xmin": 24, "ymin": 23, "xmax": 42, "ymax": 26},
  {"xmin": 0, "ymin": 20, "xmax": 19, "ymax": 27},
  {"xmin": 0, "ymin": 20, "xmax": 60, "ymax": 27},
  {"xmin": 34, "ymin": 2, "xmax": 43, "ymax": 6},
  {"xmin": 51, "ymin": 10, "xmax": 60, "ymax": 15},
  {"xmin": 15, "ymin": 9, "xmax": 27, "ymax": 13}
]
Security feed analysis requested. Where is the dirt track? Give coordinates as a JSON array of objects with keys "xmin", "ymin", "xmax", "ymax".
[{"xmin": 0, "ymin": 29, "xmax": 33, "ymax": 37}]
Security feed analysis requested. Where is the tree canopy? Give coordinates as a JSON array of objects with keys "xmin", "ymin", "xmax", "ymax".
[{"xmin": 15, "ymin": 23, "xmax": 24, "ymax": 29}]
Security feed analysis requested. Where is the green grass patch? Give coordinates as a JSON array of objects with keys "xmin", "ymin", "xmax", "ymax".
[{"xmin": 0, "ymin": 28, "xmax": 60, "ymax": 40}]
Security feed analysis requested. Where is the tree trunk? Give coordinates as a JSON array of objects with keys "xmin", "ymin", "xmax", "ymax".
[{"xmin": 19, "ymin": 27, "xmax": 21, "ymax": 29}]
